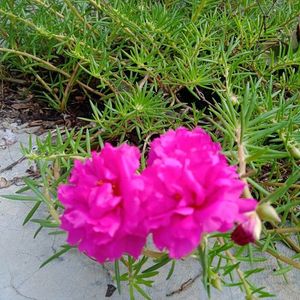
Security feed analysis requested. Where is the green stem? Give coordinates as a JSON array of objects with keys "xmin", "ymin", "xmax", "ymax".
[
  {"xmin": 255, "ymin": 241, "xmax": 300, "ymax": 269},
  {"xmin": 63, "ymin": 0, "xmax": 98, "ymax": 35},
  {"xmin": 218, "ymin": 238, "xmax": 253, "ymax": 298},
  {"xmin": 0, "ymin": 48, "xmax": 104, "ymax": 97},
  {"xmin": 236, "ymin": 124, "xmax": 252, "ymax": 198},
  {"xmin": 267, "ymin": 227, "xmax": 300, "ymax": 234}
]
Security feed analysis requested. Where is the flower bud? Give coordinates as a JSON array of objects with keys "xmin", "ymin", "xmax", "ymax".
[
  {"xmin": 229, "ymin": 93, "xmax": 239, "ymax": 105},
  {"xmin": 231, "ymin": 212, "xmax": 262, "ymax": 246},
  {"xmin": 256, "ymin": 202, "xmax": 281, "ymax": 224},
  {"xmin": 210, "ymin": 270, "xmax": 222, "ymax": 291},
  {"xmin": 246, "ymin": 295, "xmax": 258, "ymax": 300}
]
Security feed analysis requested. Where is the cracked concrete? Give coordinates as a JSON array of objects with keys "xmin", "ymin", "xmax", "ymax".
[{"xmin": 0, "ymin": 120, "xmax": 299, "ymax": 300}]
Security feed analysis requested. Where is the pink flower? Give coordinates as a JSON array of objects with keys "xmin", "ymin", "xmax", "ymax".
[
  {"xmin": 231, "ymin": 212, "xmax": 262, "ymax": 246},
  {"xmin": 58, "ymin": 143, "xmax": 147, "ymax": 263},
  {"xmin": 143, "ymin": 127, "xmax": 257, "ymax": 258},
  {"xmin": 148, "ymin": 127, "xmax": 223, "ymax": 166}
]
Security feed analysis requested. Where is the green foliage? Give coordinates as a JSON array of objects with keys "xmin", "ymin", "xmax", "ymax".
[
  {"xmin": 81, "ymin": 85, "xmax": 182, "ymax": 142},
  {"xmin": 1, "ymin": 0, "xmax": 300, "ymax": 299},
  {"xmin": 1, "ymin": 0, "xmax": 299, "ymax": 111}
]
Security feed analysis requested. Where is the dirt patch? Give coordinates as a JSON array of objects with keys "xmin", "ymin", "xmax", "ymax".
[{"xmin": 0, "ymin": 78, "xmax": 89, "ymax": 132}]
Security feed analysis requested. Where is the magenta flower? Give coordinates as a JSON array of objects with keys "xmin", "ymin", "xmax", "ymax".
[
  {"xmin": 231, "ymin": 212, "xmax": 262, "ymax": 246},
  {"xmin": 143, "ymin": 127, "xmax": 257, "ymax": 258},
  {"xmin": 148, "ymin": 127, "xmax": 223, "ymax": 166},
  {"xmin": 58, "ymin": 143, "xmax": 147, "ymax": 263}
]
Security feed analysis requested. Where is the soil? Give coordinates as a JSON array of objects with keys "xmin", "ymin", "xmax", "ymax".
[{"xmin": 0, "ymin": 78, "xmax": 89, "ymax": 132}]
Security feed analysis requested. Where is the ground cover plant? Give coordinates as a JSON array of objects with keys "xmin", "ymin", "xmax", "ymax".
[{"xmin": 1, "ymin": 0, "xmax": 300, "ymax": 299}]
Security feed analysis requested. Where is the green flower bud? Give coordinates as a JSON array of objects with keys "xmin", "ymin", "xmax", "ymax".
[{"xmin": 257, "ymin": 202, "xmax": 281, "ymax": 224}]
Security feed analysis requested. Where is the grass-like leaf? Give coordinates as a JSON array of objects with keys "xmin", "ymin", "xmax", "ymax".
[{"xmin": 40, "ymin": 245, "xmax": 74, "ymax": 268}]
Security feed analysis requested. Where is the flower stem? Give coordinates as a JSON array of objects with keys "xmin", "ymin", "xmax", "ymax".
[
  {"xmin": 218, "ymin": 238, "xmax": 253, "ymax": 298},
  {"xmin": 43, "ymin": 187, "xmax": 60, "ymax": 224},
  {"xmin": 142, "ymin": 248, "xmax": 165, "ymax": 259},
  {"xmin": 255, "ymin": 241, "xmax": 300, "ymax": 269},
  {"xmin": 266, "ymin": 227, "xmax": 300, "ymax": 234},
  {"xmin": 236, "ymin": 124, "xmax": 252, "ymax": 199}
]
